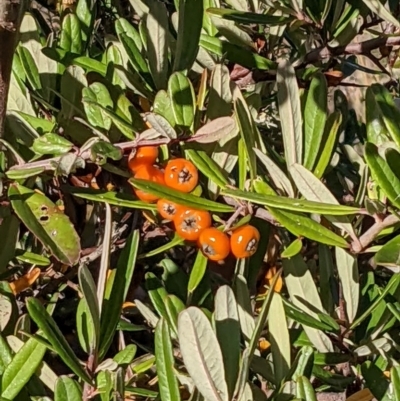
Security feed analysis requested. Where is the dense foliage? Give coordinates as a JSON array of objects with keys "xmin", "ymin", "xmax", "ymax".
[{"xmin": 1, "ymin": 0, "xmax": 400, "ymax": 400}]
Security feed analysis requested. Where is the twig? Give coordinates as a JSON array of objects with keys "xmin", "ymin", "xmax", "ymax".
[
  {"xmin": 301, "ymin": 36, "xmax": 400, "ymax": 66},
  {"xmin": 351, "ymin": 214, "xmax": 400, "ymax": 253},
  {"xmin": 6, "ymin": 138, "xmax": 171, "ymax": 172}
]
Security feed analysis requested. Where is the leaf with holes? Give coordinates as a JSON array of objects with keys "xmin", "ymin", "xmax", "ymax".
[{"xmin": 8, "ymin": 183, "xmax": 80, "ymax": 266}]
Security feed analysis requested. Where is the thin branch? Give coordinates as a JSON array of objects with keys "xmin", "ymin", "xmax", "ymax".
[{"xmin": 351, "ymin": 214, "xmax": 400, "ymax": 253}]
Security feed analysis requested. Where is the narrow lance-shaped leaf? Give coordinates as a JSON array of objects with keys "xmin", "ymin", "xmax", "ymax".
[
  {"xmin": 335, "ymin": 247, "xmax": 359, "ymax": 324},
  {"xmin": 206, "ymin": 8, "xmax": 291, "ymax": 25},
  {"xmin": 54, "ymin": 376, "xmax": 83, "ymax": 401},
  {"xmin": 214, "ymin": 286, "xmax": 240, "ymax": 399},
  {"xmin": 222, "ymin": 186, "xmax": 361, "ymax": 215},
  {"xmin": 370, "ymin": 84, "xmax": 400, "ymax": 148},
  {"xmin": 100, "ymin": 230, "xmax": 139, "ymax": 358},
  {"xmin": 283, "ymin": 255, "xmax": 334, "ymax": 352},
  {"xmin": 303, "ymin": 73, "xmax": 327, "ymax": 170},
  {"xmin": 268, "ymin": 292, "xmax": 291, "ymax": 384},
  {"xmin": 365, "ymin": 142, "xmax": 400, "ymax": 209},
  {"xmin": 314, "ymin": 111, "xmax": 341, "ymax": 179},
  {"xmin": 8, "ymin": 183, "xmax": 80, "ymax": 265},
  {"xmin": 146, "ymin": 1, "xmax": 169, "ymax": 90},
  {"xmin": 178, "ymin": 307, "xmax": 229, "ymax": 401},
  {"xmin": 173, "ymin": 0, "xmax": 203, "ymax": 73},
  {"xmin": 155, "ymin": 319, "xmax": 181, "ymax": 401},
  {"xmin": 277, "ymin": 59, "xmax": 302, "ymax": 167},
  {"xmin": 289, "ymin": 163, "xmax": 355, "ymax": 238},
  {"xmin": 1, "ymin": 337, "xmax": 46, "ymax": 400},
  {"xmin": 168, "ymin": 72, "xmax": 195, "ymax": 130},
  {"xmin": 59, "ymin": 14, "xmax": 83, "ymax": 54},
  {"xmin": 26, "ymin": 297, "xmax": 92, "ymax": 384},
  {"xmin": 77, "ymin": 265, "xmax": 100, "ymax": 353}
]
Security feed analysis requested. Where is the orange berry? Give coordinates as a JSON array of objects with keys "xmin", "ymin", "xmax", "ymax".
[
  {"xmin": 173, "ymin": 208, "xmax": 211, "ymax": 241},
  {"xmin": 164, "ymin": 158, "xmax": 198, "ymax": 193},
  {"xmin": 157, "ymin": 199, "xmax": 184, "ymax": 220},
  {"xmin": 128, "ymin": 146, "xmax": 159, "ymax": 173},
  {"xmin": 230, "ymin": 225, "xmax": 260, "ymax": 259},
  {"xmin": 133, "ymin": 164, "xmax": 165, "ymax": 203},
  {"xmin": 198, "ymin": 228, "xmax": 230, "ymax": 261}
]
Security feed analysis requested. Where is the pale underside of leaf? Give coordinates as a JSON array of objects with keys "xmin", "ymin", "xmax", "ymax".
[{"xmin": 178, "ymin": 308, "xmax": 228, "ymax": 401}]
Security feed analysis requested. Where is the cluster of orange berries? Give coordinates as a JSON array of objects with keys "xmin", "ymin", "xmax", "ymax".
[{"xmin": 128, "ymin": 146, "xmax": 260, "ymax": 261}]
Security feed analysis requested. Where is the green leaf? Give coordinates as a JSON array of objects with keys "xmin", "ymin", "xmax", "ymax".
[
  {"xmin": 14, "ymin": 250, "xmax": 50, "ymax": 266},
  {"xmin": 18, "ymin": 47, "xmax": 42, "ymax": 92},
  {"xmin": 283, "ymin": 299, "xmax": 337, "ymax": 332},
  {"xmin": 178, "ymin": 307, "xmax": 229, "ymax": 401},
  {"xmin": 269, "ymin": 207, "xmax": 348, "ymax": 248},
  {"xmin": 207, "ymin": 64, "xmax": 232, "ymax": 120},
  {"xmin": 65, "ymin": 186, "xmax": 156, "ymax": 210},
  {"xmin": 164, "ymin": 295, "xmax": 185, "ymax": 336},
  {"xmin": 0, "ymin": 284, "xmax": 15, "ymax": 332},
  {"xmin": 6, "ymin": 166, "xmax": 46, "ymax": 180},
  {"xmin": 1, "ymin": 338, "xmax": 46, "ymax": 400},
  {"xmin": 90, "ymin": 141, "xmax": 123, "ymax": 165},
  {"xmin": 365, "ymin": 142, "xmax": 400, "ymax": 208},
  {"xmin": 146, "ymin": 1, "xmax": 169, "ymax": 90},
  {"xmin": 206, "ymin": 8, "xmax": 291, "ymax": 25},
  {"xmin": 168, "ymin": 72, "xmax": 195, "ymax": 129},
  {"xmin": 318, "ymin": 245, "xmax": 335, "ymax": 314},
  {"xmin": 129, "ymin": 179, "xmax": 233, "ymax": 212},
  {"xmin": 375, "ymin": 234, "xmax": 400, "ymax": 267},
  {"xmin": 234, "ymin": 274, "xmax": 255, "ymax": 344},
  {"xmin": 350, "ymin": 273, "xmax": 400, "ymax": 331},
  {"xmin": 283, "ymin": 255, "xmax": 333, "ymax": 352},
  {"xmin": 76, "ymin": 0, "xmax": 94, "ymax": 43},
  {"xmin": 100, "ymin": 230, "xmax": 139, "ymax": 359},
  {"xmin": 234, "ymin": 93, "xmax": 257, "ymax": 180},
  {"xmin": 173, "ymin": 0, "xmax": 203, "ymax": 72},
  {"xmin": 186, "ymin": 149, "xmax": 229, "ymax": 188},
  {"xmin": 82, "ymin": 83, "xmax": 113, "ymax": 130},
  {"xmin": 200, "ymin": 34, "xmax": 276, "ymax": 70},
  {"xmin": 54, "ymin": 376, "xmax": 82, "ymax": 401},
  {"xmin": 115, "ymin": 18, "xmax": 153, "ymax": 87},
  {"xmin": 314, "ymin": 111, "xmax": 341, "ymax": 179},
  {"xmin": 392, "ymin": 366, "xmax": 400, "ymax": 401},
  {"xmin": 9, "ymin": 184, "xmax": 80, "ymax": 265},
  {"xmin": 335, "ymin": 248, "xmax": 359, "ymax": 324},
  {"xmin": 59, "ymin": 14, "xmax": 83, "ymax": 54},
  {"xmin": 303, "ymin": 73, "xmax": 327, "ymax": 171},
  {"xmin": 255, "ymin": 149, "xmax": 294, "ymax": 197},
  {"xmin": 269, "ymin": 293, "xmax": 291, "ymax": 384},
  {"xmin": 277, "ymin": 59, "xmax": 302, "ymax": 167},
  {"xmin": 248, "ymin": 271, "xmax": 281, "ymax": 365},
  {"xmin": 32, "ymin": 134, "xmax": 73, "ymax": 156},
  {"xmin": 188, "ymin": 251, "xmax": 208, "ymax": 295},
  {"xmin": 113, "ymin": 344, "xmax": 137, "ymax": 365},
  {"xmin": 366, "ymin": 86, "xmax": 390, "ymax": 146},
  {"xmin": 361, "ymin": 361, "xmax": 390, "ymax": 401},
  {"xmin": 77, "ymin": 265, "xmax": 100, "ymax": 352},
  {"xmin": 76, "ymin": 299, "xmax": 93, "ymax": 354},
  {"xmin": 26, "ymin": 298, "xmax": 92, "ymax": 384},
  {"xmin": 289, "ymin": 163, "xmax": 355, "ymax": 237},
  {"xmin": 153, "ymin": 91, "xmax": 176, "ymax": 127},
  {"xmin": 369, "ymin": 84, "xmax": 400, "ymax": 148},
  {"xmin": 146, "ymin": 272, "xmax": 169, "ymax": 319},
  {"xmin": 361, "ymin": 0, "xmax": 400, "ymax": 28},
  {"xmin": 155, "ymin": 319, "xmax": 181, "ymax": 401},
  {"xmin": 214, "ymin": 286, "xmax": 240, "ymax": 399},
  {"xmin": 281, "ymin": 238, "xmax": 302, "ymax": 258},
  {"xmin": 222, "ymin": 186, "xmax": 360, "ymax": 216},
  {"xmin": 296, "ymin": 376, "xmax": 317, "ymax": 401}
]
